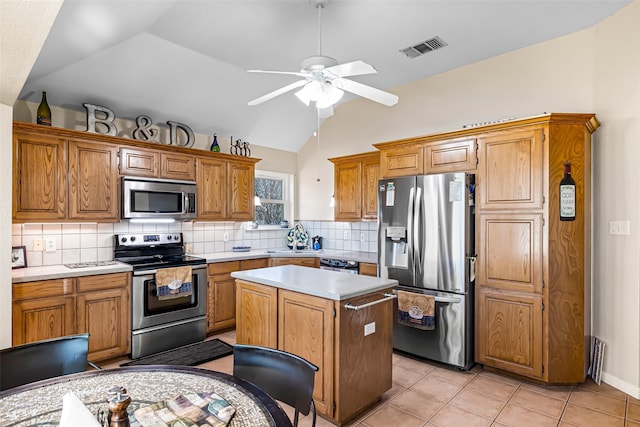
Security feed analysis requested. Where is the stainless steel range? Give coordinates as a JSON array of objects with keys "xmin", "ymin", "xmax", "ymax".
[{"xmin": 114, "ymin": 233, "xmax": 207, "ymax": 359}]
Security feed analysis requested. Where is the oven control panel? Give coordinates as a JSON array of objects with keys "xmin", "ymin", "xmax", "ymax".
[{"xmin": 115, "ymin": 233, "xmax": 183, "ymax": 246}]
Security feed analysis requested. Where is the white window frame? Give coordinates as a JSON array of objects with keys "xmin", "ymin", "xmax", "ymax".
[{"xmin": 252, "ymin": 170, "xmax": 294, "ymax": 230}]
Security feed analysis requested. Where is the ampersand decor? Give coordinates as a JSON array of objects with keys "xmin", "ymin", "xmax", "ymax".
[{"xmin": 132, "ymin": 115, "xmax": 159, "ymax": 141}]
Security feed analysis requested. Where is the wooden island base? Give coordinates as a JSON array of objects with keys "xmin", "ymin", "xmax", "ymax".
[{"xmin": 232, "ymin": 266, "xmax": 397, "ymax": 426}]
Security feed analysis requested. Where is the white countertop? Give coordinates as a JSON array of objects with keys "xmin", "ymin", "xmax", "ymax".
[
  {"xmin": 231, "ymin": 265, "xmax": 396, "ymax": 301},
  {"xmin": 12, "ymin": 263, "xmax": 132, "ymax": 283},
  {"xmin": 12, "ymin": 250, "xmax": 378, "ymax": 283}
]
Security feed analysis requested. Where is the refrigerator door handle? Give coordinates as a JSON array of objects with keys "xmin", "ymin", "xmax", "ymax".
[
  {"xmin": 414, "ymin": 186, "xmax": 423, "ymax": 274},
  {"xmin": 407, "ymin": 186, "xmax": 415, "ymax": 279}
]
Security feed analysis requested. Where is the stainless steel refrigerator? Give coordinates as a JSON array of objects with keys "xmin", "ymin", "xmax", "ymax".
[{"xmin": 378, "ymin": 172, "xmax": 475, "ymax": 370}]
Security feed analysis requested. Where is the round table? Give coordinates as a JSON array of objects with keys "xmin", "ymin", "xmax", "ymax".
[{"xmin": 0, "ymin": 365, "xmax": 292, "ymax": 427}]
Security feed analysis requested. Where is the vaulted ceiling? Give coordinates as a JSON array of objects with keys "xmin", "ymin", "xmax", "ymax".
[{"xmin": 19, "ymin": 0, "xmax": 630, "ymax": 152}]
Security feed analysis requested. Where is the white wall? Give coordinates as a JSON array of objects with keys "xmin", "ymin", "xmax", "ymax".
[
  {"xmin": 591, "ymin": 0, "xmax": 640, "ymax": 395},
  {"xmin": 296, "ymin": 1, "xmax": 640, "ymax": 396},
  {"xmin": 0, "ymin": 0, "xmax": 63, "ymax": 348}
]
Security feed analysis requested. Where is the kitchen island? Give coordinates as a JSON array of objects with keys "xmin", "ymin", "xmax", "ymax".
[{"xmin": 231, "ymin": 265, "xmax": 397, "ymax": 426}]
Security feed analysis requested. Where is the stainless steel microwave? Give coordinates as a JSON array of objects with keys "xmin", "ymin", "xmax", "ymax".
[{"xmin": 122, "ymin": 176, "xmax": 197, "ymax": 221}]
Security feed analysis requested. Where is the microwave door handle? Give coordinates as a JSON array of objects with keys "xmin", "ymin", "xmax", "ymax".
[{"xmin": 183, "ymin": 193, "xmax": 189, "ymax": 214}]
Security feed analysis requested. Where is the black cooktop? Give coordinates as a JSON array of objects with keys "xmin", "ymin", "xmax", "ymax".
[
  {"xmin": 114, "ymin": 233, "xmax": 205, "ymax": 270},
  {"xmin": 118, "ymin": 255, "xmax": 206, "ymax": 270}
]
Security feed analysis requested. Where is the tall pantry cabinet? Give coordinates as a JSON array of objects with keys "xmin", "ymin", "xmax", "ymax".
[
  {"xmin": 374, "ymin": 113, "xmax": 598, "ymax": 384},
  {"xmin": 475, "ymin": 113, "xmax": 599, "ymax": 383}
]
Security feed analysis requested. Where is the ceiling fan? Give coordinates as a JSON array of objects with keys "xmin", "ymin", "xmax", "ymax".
[{"xmin": 247, "ymin": 0, "xmax": 399, "ymax": 116}]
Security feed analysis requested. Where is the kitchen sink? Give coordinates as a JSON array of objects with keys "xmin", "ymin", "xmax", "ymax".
[{"xmin": 265, "ymin": 249, "xmax": 323, "ymax": 254}]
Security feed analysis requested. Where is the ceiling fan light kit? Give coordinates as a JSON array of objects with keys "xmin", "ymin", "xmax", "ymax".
[{"xmin": 247, "ymin": 0, "xmax": 398, "ymax": 112}]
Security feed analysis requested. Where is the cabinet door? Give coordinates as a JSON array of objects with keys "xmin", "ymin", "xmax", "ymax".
[
  {"xmin": 68, "ymin": 139, "xmax": 120, "ymax": 221},
  {"xmin": 476, "ymin": 287, "xmax": 543, "ymax": 379},
  {"xmin": 76, "ymin": 287, "xmax": 130, "ymax": 361},
  {"xmin": 424, "ymin": 138, "xmax": 477, "ymax": 174},
  {"xmin": 119, "ymin": 147, "xmax": 160, "ymax": 177},
  {"xmin": 334, "ymin": 160, "xmax": 362, "ymax": 220},
  {"xmin": 278, "ymin": 290, "xmax": 334, "ymax": 418},
  {"xmin": 228, "ymin": 160, "xmax": 254, "ymax": 220},
  {"xmin": 379, "ymin": 145, "xmax": 423, "ymax": 178},
  {"xmin": 161, "ymin": 152, "xmax": 195, "ymax": 181},
  {"xmin": 477, "ymin": 127, "xmax": 544, "ymax": 210},
  {"xmin": 362, "ymin": 158, "xmax": 380, "ymax": 220},
  {"xmin": 13, "ymin": 131, "xmax": 67, "ymax": 221},
  {"xmin": 209, "ymin": 275, "xmax": 236, "ymax": 332},
  {"xmin": 236, "ymin": 280, "xmax": 278, "ymax": 347},
  {"xmin": 207, "ymin": 261, "xmax": 241, "ymax": 333},
  {"xmin": 477, "ymin": 213, "xmax": 543, "ymax": 294},
  {"xmin": 197, "ymin": 157, "xmax": 227, "ymax": 220},
  {"xmin": 12, "ymin": 296, "xmax": 75, "ymax": 345}
]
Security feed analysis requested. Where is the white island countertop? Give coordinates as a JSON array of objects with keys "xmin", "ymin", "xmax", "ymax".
[{"xmin": 231, "ymin": 265, "xmax": 397, "ymax": 301}]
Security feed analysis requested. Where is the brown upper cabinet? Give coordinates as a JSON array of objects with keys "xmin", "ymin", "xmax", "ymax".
[
  {"xmin": 329, "ymin": 151, "xmax": 380, "ymax": 221},
  {"xmin": 12, "ymin": 122, "xmax": 259, "ymax": 222},
  {"xmin": 120, "ymin": 146, "xmax": 196, "ymax": 181},
  {"xmin": 375, "ymin": 136, "xmax": 478, "ymax": 178},
  {"xmin": 197, "ymin": 156, "xmax": 258, "ymax": 221},
  {"xmin": 68, "ymin": 138, "xmax": 120, "ymax": 221},
  {"xmin": 13, "ymin": 130, "xmax": 67, "ymax": 221}
]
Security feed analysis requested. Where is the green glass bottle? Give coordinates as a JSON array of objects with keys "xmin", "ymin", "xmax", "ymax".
[
  {"xmin": 210, "ymin": 133, "xmax": 220, "ymax": 152},
  {"xmin": 36, "ymin": 91, "xmax": 52, "ymax": 126}
]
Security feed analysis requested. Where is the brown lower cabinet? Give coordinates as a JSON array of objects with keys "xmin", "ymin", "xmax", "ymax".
[
  {"xmin": 268, "ymin": 257, "xmax": 319, "ymax": 268},
  {"xmin": 236, "ymin": 279, "xmax": 393, "ymax": 426},
  {"xmin": 358, "ymin": 262, "xmax": 377, "ymax": 277},
  {"xmin": 206, "ymin": 258, "xmax": 269, "ymax": 333},
  {"xmin": 12, "ymin": 272, "xmax": 131, "ymax": 362}
]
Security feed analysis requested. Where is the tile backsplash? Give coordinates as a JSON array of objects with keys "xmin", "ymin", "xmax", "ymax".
[{"xmin": 12, "ymin": 221, "xmax": 378, "ymax": 267}]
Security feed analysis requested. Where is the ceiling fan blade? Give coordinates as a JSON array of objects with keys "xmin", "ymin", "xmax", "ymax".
[
  {"xmin": 248, "ymin": 80, "xmax": 309, "ymax": 106},
  {"xmin": 325, "ymin": 60, "xmax": 377, "ymax": 78},
  {"xmin": 333, "ymin": 78, "xmax": 399, "ymax": 107},
  {"xmin": 318, "ymin": 106, "xmax": 334, "ymax": 118},
  {"xmin": 248, "ymin": 70, "xmax": 311, "ymax": 78}
]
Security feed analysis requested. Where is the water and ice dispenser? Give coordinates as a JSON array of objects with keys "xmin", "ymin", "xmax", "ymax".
[{"xmin": 384, "ymin": 226, "xmax": 408, "ymax": 268}]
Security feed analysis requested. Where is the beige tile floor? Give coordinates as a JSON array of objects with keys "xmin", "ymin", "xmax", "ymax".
[{"xmin": 106, "ymin": 330, "xmax": 639, "ymax": 427}]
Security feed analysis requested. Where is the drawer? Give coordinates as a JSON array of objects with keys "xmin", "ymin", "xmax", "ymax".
[{"xmin": 13, "ymin": 278, "xmax": 75, "ymax": 301}]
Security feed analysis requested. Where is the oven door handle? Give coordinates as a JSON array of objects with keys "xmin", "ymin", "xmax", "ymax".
[{"xmin": 133, "ymin": 265, "xmax": 207, "ymax": 276}]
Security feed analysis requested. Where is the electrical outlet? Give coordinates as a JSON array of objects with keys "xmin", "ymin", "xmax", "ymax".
[
  {"xmin": 360, "ymin": 232, "xmax": 366, "ymax": 243},
  {"xmin": 33, "ymin": 239, "xmax": 43, "ymax": 252},
  {"xmin": 343, "ymin": 230, "xmax": 350, "ymax": 240},
  {"xmin": 223, "ymin": 232, "xmax": 229, "ymax": 242},
  {"xmin": 184, "ymin": 243, "xmax": 193, "ymax": 253},
  {"xmin": 364, "ymin": 322, "xmax": 376, "ymax": 336},
  {"xmin": 45, "ymin": 238, "xmax": 56, "ymax": 252}
]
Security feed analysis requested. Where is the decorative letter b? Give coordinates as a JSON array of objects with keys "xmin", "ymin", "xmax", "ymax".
[{"xmin": 83, "ymin": 103, "xmax": 117, "ymax": 136}]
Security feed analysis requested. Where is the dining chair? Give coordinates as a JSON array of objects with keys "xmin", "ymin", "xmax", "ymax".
[
  {"xmin": 233, "ymin": 344, "xmax": 319, "ymax": 427},
  {"xmin": 0, "ymin": 333, "xmax": 100, "ymax": 391}
]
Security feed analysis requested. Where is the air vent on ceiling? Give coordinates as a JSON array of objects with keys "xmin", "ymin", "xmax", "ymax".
[{"xmin": 399, "ymin": 36, "xmax": 448, "ymax": 59}]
